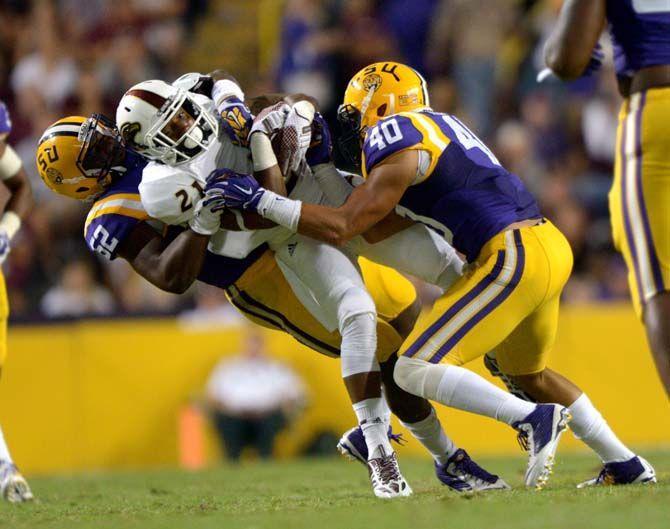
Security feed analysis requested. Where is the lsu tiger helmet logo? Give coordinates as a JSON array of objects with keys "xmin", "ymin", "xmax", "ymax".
[
  {"xmin": 337, "ymin": 62, "xmax": 429, "ymax": 166},
  {"xmin": 37, "ymin": 114, "xmax": 126, "ymax": 201}
]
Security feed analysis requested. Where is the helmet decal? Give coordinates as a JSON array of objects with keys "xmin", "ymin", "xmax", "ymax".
[
  {"xmin": 119, "ymin": 121, "xmax": 142, "ymax": 149},
  {"xmin": 362, "ymin": 73, "xmax": 383, "ymax": 92}
]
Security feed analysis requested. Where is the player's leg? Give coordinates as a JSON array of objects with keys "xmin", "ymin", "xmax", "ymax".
[
  {"xmin": 644, "ymin": 293, "xmax": 670, "ymax": 397},
  {"xmin": 274, "ymin": 236, "xmax": 409, "ymax": 497},
  {"xmin": 394, "ymin": 228, "xmax": 571, "ymax": 488},
  {"xmin": 493, "ymin": 295, "xmax": 655, "ymax": 486},
  {"xmin": 0, "ymin": 271, "xmax": 33, "ymax": 503},
  {"xmin": 610, "ymin": 90, "xmax": 670, "ymax": 397},
  {"xmin": 351, "ymin": 223, "xmax": 464, "ymax": 290}
]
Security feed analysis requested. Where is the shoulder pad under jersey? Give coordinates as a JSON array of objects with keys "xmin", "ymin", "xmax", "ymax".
[
  {"xmin": 139, "ymin": 162, "xmax": 204, "ymax": 226},
  {"xmin": 362, "ymin": 114, "xmax": 423, "ymax": 177}
]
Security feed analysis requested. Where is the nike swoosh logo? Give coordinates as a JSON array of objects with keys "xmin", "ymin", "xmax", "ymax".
[{"xmin": 234, "ymin": 185, "xmax": 253, "ymax": 195}]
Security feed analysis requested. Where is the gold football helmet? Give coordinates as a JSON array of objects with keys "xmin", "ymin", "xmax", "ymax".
[
  {"xmin": 337, "ymin": 62, "xmax": 429, "ymax": 165},
  {"xmin": 37, "ymin": 114, "xmax": 125, "ymax": 200}
]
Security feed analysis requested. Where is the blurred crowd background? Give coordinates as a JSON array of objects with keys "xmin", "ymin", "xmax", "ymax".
[{"xmin": 0, "ymin": 0, "xmax": 629, "ymax": 321}]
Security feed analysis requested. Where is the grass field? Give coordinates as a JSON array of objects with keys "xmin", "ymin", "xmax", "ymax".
[{"xmin": 1, "ymin": 450, "xmax": 668, "ymax": 529}]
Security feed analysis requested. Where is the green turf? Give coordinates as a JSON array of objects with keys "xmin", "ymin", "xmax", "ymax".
[{"xmin": 1, "ymin": 450, "xmax": 668, "ymax": 529}]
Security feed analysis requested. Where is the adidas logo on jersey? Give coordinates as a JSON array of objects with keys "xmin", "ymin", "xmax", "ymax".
[{"xmin": 287, "ymin": 242, "xmax": 298, "ymax": 256}]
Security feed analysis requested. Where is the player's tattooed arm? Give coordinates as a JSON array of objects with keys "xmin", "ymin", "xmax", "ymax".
[
  {"xmin": 544, "ymin": 0, "xmax": 606, "ymax": 80},
  {"xmin": 297, "ymin": 150, "xmax": 418, "ymax": 246},
  {"xmin": 117, "ymin": 222, "xmax": 210, "ymax": 294}
]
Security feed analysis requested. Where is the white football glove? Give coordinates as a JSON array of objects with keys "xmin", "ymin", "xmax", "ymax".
[
  {"xmin": 189, "ymin": 198, "xmax": 222, "ymax": 236},
  {"xmin": 250, "ymin": 102, "xmax": 291, "ymax": 138},
  {"xmin": 278, "ymin": 100, "xmax": 315, "ymax": 176}
]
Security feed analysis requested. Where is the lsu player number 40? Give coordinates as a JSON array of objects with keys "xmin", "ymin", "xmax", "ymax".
[{"xmin": 214, "ymin": 61, "xmax": 655, "ymax": 489}]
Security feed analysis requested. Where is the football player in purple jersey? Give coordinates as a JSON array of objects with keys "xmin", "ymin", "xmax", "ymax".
[{"xmin": 0, "ymin": 101, "xmax": 35, "ymax": 502}]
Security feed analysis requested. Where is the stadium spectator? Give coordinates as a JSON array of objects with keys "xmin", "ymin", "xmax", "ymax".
[
  {"xmin": 40, "ymin": 259, "xmax": 116, "ymax": 317},
  {"xmin": 205, "ymin": 329, "xmax": 306, "ymax": 461}
]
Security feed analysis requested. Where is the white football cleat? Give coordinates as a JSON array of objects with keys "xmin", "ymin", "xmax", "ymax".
[
  {"xmin": 577, "ymin": 455, "xmax": 656, "ymax": 488},
  {"xmin": 513, "ymin": 404, "xmax": 571, "ymax": 490},
  {"xmin": 367, "ymin": 448, "xmax": 412, "ymax": 499},
  {"xmin": 0, "ymin": 461, "xmax": 34, "ymax": 503}
]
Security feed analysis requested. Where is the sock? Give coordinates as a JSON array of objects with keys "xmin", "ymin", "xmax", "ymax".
[
  {"xmin": 0, "ymin": 425, "xmax": 13, "ymax": 463},
  {"xmin": 568, "ymin": 393, "xmax": 635, "ymax": 463},
  {"xmin": 354, "ymin": 398, "xmax": 393, "ymax": 459},
  {"xmin": 400, "ymin": 406, "xmax": 456, "ymax": 465},
  {"xmin": 395, "ymin": 357, "xmax": 536, "ymax": 425}
]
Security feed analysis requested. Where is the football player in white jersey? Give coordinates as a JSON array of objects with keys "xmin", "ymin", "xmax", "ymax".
[{"xmin": 114, "ymin": 75, "xmax": 460, "ymax": 498}]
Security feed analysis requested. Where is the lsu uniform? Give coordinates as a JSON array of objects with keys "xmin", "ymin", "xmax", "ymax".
[
  {"xmin": 607, "ymin": 0, "xmax": 670, "ymax": 317},
  {"xmin": 362, "ymin": 110, "xmax": 573, "ymax": 375},
  {"xmin": 0, "ymin": 102, "xmax": 13, "ymax": 367},
  {"xmin": 84, "ymin": 152, "xmax": 416, "ymax": 361}
]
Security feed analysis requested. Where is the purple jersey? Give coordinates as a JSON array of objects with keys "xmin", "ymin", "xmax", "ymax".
[
  {"xmin": 0, "ymin": 101, "xmax": 12, "ymax": 135},
  {"xmin": 607, "ymin": 0, "xmax": 670, "ymax": 76},
  {"xmin": 362, "ymin": 111, "xmax": 541, "ymax": 262},
  {"xmin": 84, "ymin": 151, "xmax": 265, "ymax": 288}
]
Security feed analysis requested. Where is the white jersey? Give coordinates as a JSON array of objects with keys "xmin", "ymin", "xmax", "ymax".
[{"xmin": 139, "ymin": 93, "xmax": 327, "ymax": 259}]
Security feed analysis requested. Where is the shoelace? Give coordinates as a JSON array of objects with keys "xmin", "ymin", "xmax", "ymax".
[
  {"xmin": 595, "ymin": 468, "xmax": 616, "ymax": 485},
  {"xmin": 517, "ymin": 431, "xmax": 530, "ymax": 452},
  {"xmin": 376, "ymin": 454, "xmax": 401, "ymax": 483}
]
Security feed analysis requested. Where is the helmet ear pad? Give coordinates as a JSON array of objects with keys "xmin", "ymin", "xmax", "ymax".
[{"xmin": 376, "ymin": 103, "xmax": 388, "ymax": 117}]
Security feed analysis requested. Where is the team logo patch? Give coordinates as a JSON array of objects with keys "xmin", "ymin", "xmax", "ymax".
[
  {"xmin": 47, "ymin": 167, "xmax": 63, "ymax": 183},
  {"xmin": 120, "ymin": 121, "xmax": 142, "ymax": 149},
  {"xmin": 362, "ymin": 73, "xmax": 383, "ymax": 92}
]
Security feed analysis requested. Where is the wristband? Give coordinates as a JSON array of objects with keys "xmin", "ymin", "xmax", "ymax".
[
  {"xmin": 0, "ymin": 211, "xmax": 21, "ymax": 239},
  {"xmin": 212, "ymin": 80, "xmax": 245, "ymax": 109},
  {"xmin": 0, "ymin": 144, "xmax": 22, "ymax": 180},
  {"xmin": 257, "ymin": 191, "xmax": 302, "ymax": 232}
]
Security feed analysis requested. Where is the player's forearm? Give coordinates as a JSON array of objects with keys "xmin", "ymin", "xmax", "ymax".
[
  {"xmin": 544, "ymin": 0, "xmax": 606, "ymax": 79},
  {"xmin": 3, "ymin": 168, "xmax": 34, "ymax": 220},
  {"xmin": 130, "ymin": 229, "xmax": 210, "ymax": 294}
]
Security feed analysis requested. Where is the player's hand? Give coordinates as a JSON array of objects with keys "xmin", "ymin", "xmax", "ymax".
[
  {"xmin": 204, "ymin": 170, "xmax": 266, "ymax": 212},
  {"xmin": 306, "ymin": 112, "xmax": 332, "ymax": 167},
  {"xmin": 250, "ymin": 102, "xmax": 291, "ymax": 138},
  {"xmin": 0, "ymin": 231, "xmax": 12, "ymax": 265},
  {"xmin": 277, "ymin": 101, "xmax": 314, "ymax": 175},
  {"xmin": 582, "ymin": 43, "xmax": 604, "ymax": 77},
  {"xmin": 189, "ymin": 197, "xmax": 223, "ymax": 235}
]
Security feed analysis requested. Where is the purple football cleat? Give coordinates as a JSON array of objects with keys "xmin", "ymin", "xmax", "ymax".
[
  {"xmin": 577, "ymin": 456, "xmax": 656, "ymax": 488},
  {"xmin": 513, "ymin": 403, "xmax": 571, "ymax": 489},
  {"xmin": 435, "ymin": 449, "xmax": 510, "ymax": 492}
]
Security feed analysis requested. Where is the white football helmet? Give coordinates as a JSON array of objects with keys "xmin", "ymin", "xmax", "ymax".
[{"xmin": 115, "ymin": 79, "xmax": 219, "ymax": 165}]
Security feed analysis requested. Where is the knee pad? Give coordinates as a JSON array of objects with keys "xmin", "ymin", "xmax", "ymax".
[
  {"xmin": 336, "ymin": 285, "xmax": 376, "ymax": 331},
  {"xmin": 340, "ymin": 312, "xmax": 379, "ymax": 377}
]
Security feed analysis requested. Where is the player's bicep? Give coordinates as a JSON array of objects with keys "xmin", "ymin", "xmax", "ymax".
[{"xmin": 341, "ymin": 150, "xmax": 417, "ymax": 233}]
